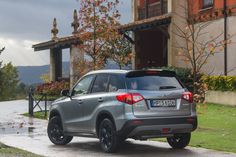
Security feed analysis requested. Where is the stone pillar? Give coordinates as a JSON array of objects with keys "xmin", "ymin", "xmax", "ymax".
[
  {"xmin": 70, "ymin": 44, "xmax": 84, "ymax": 87},
  {"xmin": 55, "ymin": 49, "xmax": 62, "ymax": 81},
  {"xmin": 50, "ymin": 48, "xmax": 62, "ymax": 82},
  {"xmin": 50, "ymin": 18, "xmax": 62, "ymax": 82},
  {"xmin": 50, "ymin": 49, "xmax": 56, "ymax": 82},
  {"xmin": 168, "ymin": 0, "xmax": 172, "ymax": 13},
  {"xmin": 132, "ymin": 0, "xmax": 137, "ymax": 22}
]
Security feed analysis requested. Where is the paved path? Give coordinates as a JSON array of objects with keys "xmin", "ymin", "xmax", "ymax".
[{"xmin": 0, "ymin": 100, "xmax": 236, "ymax": 157}]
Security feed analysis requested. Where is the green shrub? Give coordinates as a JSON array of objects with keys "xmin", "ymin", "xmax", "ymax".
[{"xmin": 201, "ymin": 76, "xmax": 236, "ymax": 92}]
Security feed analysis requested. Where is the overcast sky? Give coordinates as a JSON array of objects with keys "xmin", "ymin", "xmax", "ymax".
[{"xmin": 0, "ymin": 0, "xmax": 132, "ymax": 66}]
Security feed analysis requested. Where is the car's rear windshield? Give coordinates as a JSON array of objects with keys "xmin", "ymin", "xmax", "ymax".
[{"xmin": 126, "ymin": 75, "xmax": 183, "ymax": 91}]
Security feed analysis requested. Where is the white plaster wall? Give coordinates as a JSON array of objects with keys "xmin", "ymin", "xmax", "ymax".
[
  {"xmin": 196, "ymin": 18, "xmax": 225, "ymax": 75},
  {"xmin": 195, "ymin": 16, "xmax": 236, "ymax": 75},
  {"xmin": 171, "ymin": 10, "xmax": 236, "ymax": 76},
  {"xmin": 227, "ymin": 16, "xmax": 236, "ymax": 75}
]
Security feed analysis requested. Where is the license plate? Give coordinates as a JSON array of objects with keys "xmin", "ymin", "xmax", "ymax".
[{"xmin": 151, "ymin": 100, "xmax": 176, "ymax": 107}]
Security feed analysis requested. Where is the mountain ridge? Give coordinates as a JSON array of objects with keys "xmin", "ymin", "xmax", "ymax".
[{"xmin": 17, "ymin": 61, "xmax": 127, "ymax": 85}]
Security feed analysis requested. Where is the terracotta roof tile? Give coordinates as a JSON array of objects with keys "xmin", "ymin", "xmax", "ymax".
[{"xmin": 118, "ymin": 13, "xmax": 172, "ymax": 32}]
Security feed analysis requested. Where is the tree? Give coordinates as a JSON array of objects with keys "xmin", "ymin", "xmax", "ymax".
[
  {"xmin": 0, "ymin": 63, "xmax": 19, "ymax": 100},
  {"xmin": 0, "ymin": 46, "xmax": 4, "ymax": 71},
  {"xmin": 40, "ymin": 73, "xmax": 50, "ymax": 83},
  {"xmin": 0, "ymin": 46, "xmax": 5, "ymax": 95},
  {"xmin": 0, "ymin": 47, "xmax": 4, "ymax": 54},
  {"xmin": 78, "ymin": 0, "xmax": 121, "ymax": 70},
  {"xmin": 15, "ymin": 82, "xmax": 27, "ymax": 99},
  {"xmin": 172, "ymin": 3, "xmax": 232, "ymax": 98},
  {"xmin": 109, "ymin": 32, "xmax": 132, "ymax": 69},
  {"xmin": 0, "ymin": 47, "xmax": 19, "ymax": 101}
]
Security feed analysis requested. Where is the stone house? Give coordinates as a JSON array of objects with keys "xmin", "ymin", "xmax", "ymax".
[{"xmin": 119, "ymin": 0, "xmax": 236, "ymax": 75}]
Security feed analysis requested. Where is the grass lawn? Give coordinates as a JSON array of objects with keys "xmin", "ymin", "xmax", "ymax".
[
  {"xmin": 0, "ymin": 142, "xmax": 42, "ymax": 157},
  {"xmin": 23, "ymin": 111, "xmax": 48, "ymax": 120},
  {"xmin": 191, "ymin": 103, "xmax": 236, "ymax": 153},
  {"xmin": 154, "ymin": 103, "xmax": 236, "ymax": 153}
]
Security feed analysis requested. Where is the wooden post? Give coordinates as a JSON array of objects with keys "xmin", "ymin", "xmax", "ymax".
[
  {"xmin": 28, "ymin": 88, "xmax": 34, "ymax": 117},
  {"xmin": 161, "ymin": 0, "xmax": 164, "ymax": 14},
  {"xmin": 145, "ymin": 0, "xmax": 149, "ymax": 18},
  {"xmin": 44, "ymin": 95, "xmax": 47, "ymax": 119}
]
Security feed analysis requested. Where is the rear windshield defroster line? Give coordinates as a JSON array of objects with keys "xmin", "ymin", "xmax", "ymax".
[{"xmin": 126, "ymin": 70, "xmax": 176, "ymax": 78}]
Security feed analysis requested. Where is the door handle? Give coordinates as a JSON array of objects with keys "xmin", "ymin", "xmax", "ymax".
[
  {"xmin": 78, "ymin": 100, "xmax": 83, "ymax": 104},
  {"xmin": 98, "ymin": 98, "xmax": 103, "ymax": 102}
]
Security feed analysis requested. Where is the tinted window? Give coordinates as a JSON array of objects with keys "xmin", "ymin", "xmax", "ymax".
[
  {"xmin": 108, "ymin": 75, "xmax": 125, "ymax": 92},
  {"xmin": 126, "ymin": 76, "xmax": 182, "ymax": 91},
  {"xmin": 202, "ymin": 0, "xmax": 213, "ymax": 8},
  {"xmin": 91, "ymin": 74, "xmax": 109, "ymax": 93},
  {"xmin": 73, "ymin": 75, "xmax": 94, "ymax": 95}
]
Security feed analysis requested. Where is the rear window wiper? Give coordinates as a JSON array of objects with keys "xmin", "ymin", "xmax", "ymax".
[{"xmin": 159, "ymin": 86, "xmax": 177, "ymax": 90}]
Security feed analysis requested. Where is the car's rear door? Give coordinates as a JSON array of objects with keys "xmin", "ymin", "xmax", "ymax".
[{"xmin": 126, "ymin": 70, "xmax": 192, "ymax": 118}]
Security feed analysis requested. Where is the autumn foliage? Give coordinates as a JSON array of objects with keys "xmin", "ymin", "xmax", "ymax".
[
  {"xmin": 78, "ymin": 0, "xmax": 131, "ymax": 70},
  {"xmin": 35, "ymin": 81, "xmax": 69, "ymax": 96}
]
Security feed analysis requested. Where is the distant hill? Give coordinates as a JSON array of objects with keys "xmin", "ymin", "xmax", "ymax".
[
  {"xmin": 17, "ymin": 61, "xmax": 130, "ymax": 85},
  {"xmin": 17, "ymin": 62, "xmax": 70, "ymax": 85}
]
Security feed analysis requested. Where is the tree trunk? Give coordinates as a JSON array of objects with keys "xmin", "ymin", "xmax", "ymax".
[
  {"xmin": 119, "ymin": 64, "xmax": 122, "ymax": 70},
  {"xmin": 193, "ymin": 69, "xmax": 197, "ymax": 94}
]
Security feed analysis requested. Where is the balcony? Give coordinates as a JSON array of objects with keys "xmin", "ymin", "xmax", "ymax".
[{"xmin": 138, "ymin": 0, "xmax": 168, "ymax": 20}]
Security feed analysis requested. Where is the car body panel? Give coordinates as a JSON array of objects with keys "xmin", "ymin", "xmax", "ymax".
[{"xmin": 48, "ymin": 69, "xmax": 197, "ymax": 140}]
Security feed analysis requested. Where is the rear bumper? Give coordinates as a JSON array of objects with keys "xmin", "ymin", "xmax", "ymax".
[{"xmin": 117, "ymin": 116, "xmax": 197, "ymax": 139}]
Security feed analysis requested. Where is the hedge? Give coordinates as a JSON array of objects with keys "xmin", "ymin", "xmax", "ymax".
[{"xmin": 201, "ymin": 76, "xmax": 236, "ymax": 92}]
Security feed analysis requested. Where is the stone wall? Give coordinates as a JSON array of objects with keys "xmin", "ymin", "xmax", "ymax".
[{"xmin": 205, "ymin": 90, "xmax": 236, "ymax": 106}]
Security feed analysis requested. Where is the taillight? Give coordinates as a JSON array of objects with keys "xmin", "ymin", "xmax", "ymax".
[
  {"xmin": 182, "ymin": 92, "xmax": 193, "ymax": 103},
  {"xmin": 116, "ymin": 93, "xmax": 144, "ymax": 105}
]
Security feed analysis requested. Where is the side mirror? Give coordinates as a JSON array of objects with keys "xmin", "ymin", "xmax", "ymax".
[{"xmin": 61, "ymin": 89, "xmax": 70, "ymax": 97}]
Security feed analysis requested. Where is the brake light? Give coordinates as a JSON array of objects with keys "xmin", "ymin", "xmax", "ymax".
[
  {"xmin": 116, "ymin": 93, "xmax": 144, "ymax": 105},
  {"xmin": 182, "ymin": 92, "xmax": 193, "ymax": 103}
]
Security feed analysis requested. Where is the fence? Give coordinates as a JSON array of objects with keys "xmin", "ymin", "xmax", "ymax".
[{"xmin": 28, "ymin": 88, "xmax": 48, "ymax": 118}]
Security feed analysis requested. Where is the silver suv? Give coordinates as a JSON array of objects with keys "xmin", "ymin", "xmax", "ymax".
[{"xmin": 47, "ymin": 70, "xmax": 197, "ymax": 153}]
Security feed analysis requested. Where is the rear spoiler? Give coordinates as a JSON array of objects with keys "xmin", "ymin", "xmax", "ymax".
[{"xmin": 126, "ymin": 70, "xmax": 176, "ymax": 78}]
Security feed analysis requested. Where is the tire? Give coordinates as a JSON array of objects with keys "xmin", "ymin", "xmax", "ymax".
[
  {"xmin": 47, "ymin": 116, "xmax": 73, "ymax": 145},
  {"xmin": 167, "ymin": 133, "xmax": 191, "ymax": 149},
  {"xmin": 119, "ymin": 137, "xmax": 127, "ymax": 144},
  {"xmin": 99, "ymin": 118, "xmax": 119, "ymax": 153}
]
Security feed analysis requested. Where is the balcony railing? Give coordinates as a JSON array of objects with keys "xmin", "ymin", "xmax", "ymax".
[{"xmin": 138, "ymin": 0, "xmax": 168, "ymax": 20}]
